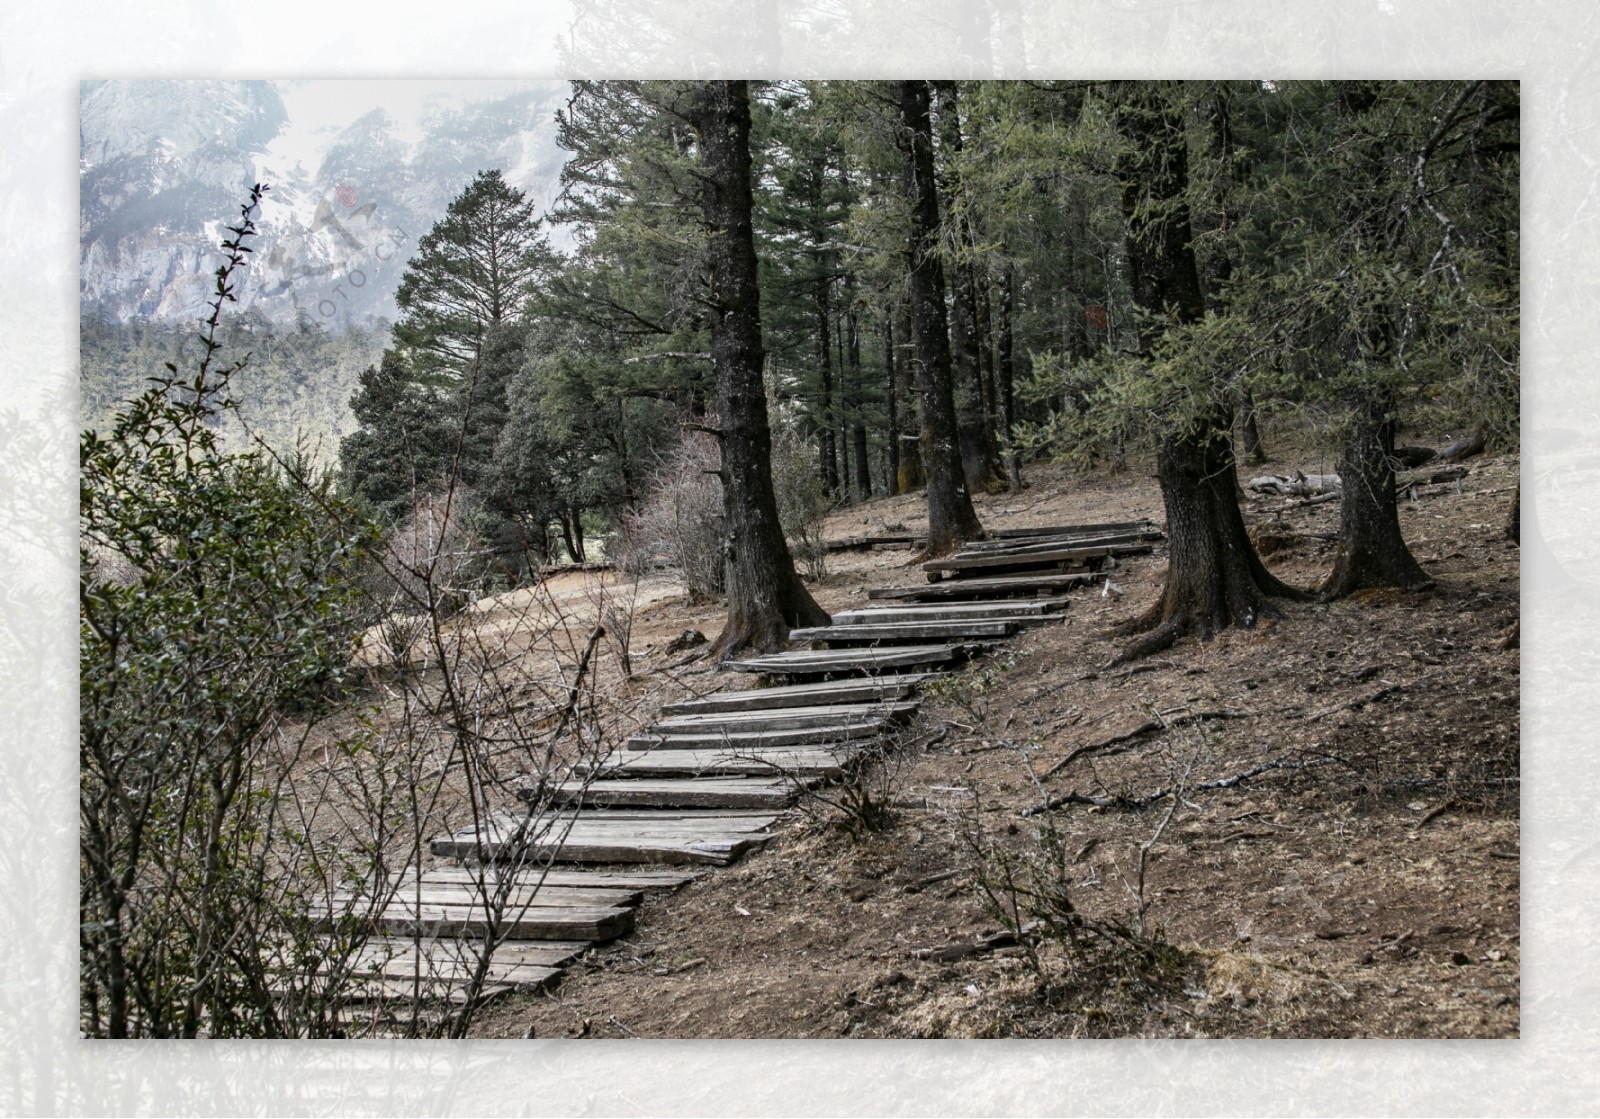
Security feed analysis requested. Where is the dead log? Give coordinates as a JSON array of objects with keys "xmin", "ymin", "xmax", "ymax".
[{"xmin": 1436, "ymin": 423, "xmax": 1488, "ymax": 464}]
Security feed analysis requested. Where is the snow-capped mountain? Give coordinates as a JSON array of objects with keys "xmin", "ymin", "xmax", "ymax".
[{"xmin": 80, "ymin": 79, "xmax": 569, "ymax": 330}]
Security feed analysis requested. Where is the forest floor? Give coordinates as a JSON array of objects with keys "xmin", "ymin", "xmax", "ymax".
[{"xmin": 459, "ymin": 440, "xmax": 1521, "ymax": 1039}]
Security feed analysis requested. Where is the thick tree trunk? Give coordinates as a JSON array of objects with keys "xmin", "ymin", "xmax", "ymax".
[
  {"xmin": 689, "ymin": 81, "xmax": 828, "ymax": 658},
  {"xmin": 1111, "ymin": 83, "xmax": 1300, "ymax": 661},
  {"xmin": 1321, "ymin": 393, "xmax": 1434, "ymax": 595},
  {"xmin": 1320, "ymin": 82, "xmax": 1433, "ymax": 600},
  {"xmin": 900, "ymin": 79, "xmax": 983, "ymax": 555},
  {"xmin": 936, "ymin": 83, "xmax": 1004, "ymax": 494},
  {"xmin": 1116, "ymin": 414, "xmax": 1305, "ymax": 662}
]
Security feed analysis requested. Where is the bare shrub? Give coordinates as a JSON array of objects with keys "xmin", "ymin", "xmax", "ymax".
[
  {"xmin": 771, "ymin": 421, "xmax": 832, "ymax": 581},
  {"xmin": 620, "ymin": 426, "xmax": 725, "ymax": 601}
]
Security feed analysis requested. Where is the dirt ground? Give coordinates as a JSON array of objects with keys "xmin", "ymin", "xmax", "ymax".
[{"xmin": 463, "ymin": 440, "xmax": 1521, "ymax": 1040}]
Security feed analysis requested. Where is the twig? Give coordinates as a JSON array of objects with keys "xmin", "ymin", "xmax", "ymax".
[
  {"xmin": 1414, "ymin": 800, "xmax": 1456, "ymax": 829},
  {"xmin": 1022, "ymin": 755, "xmax": 1335, "ymax": 816},
  {"xmin": 551, "ymin": 625, "xmax": 606, "ymax": 742},
  {"xmin": 1037, "ymin": 708, "xmax": 1249, "ymax": 783},
  {"xmin": 1299, "ymin": 674, "xmax": 1440, "ymax": 723}
]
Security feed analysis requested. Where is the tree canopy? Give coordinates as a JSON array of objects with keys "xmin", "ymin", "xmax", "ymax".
[{"xmin": 325, "ymin": 79, "xmax": 1517, "ymax": 650}]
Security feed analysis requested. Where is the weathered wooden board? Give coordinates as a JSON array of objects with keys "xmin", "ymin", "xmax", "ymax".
[
  {"xmin": 948, "ymin": 536, "xmax": 1155, "ymax": 561},
  {"xmin": 407, "ymin": 866, "xmax": 699, "ymax": 892},
  {"xmin": 833, "ymin": 598, "xmax": 1068, "ymax": 624},
  {"xmin": 549, "ymin": 775, "xmax": 802, "ymax": 809},
  {"xmin": 987, "ymin": 521, "xmax": 1158, "ymax": 541},
  {"xmin": 334, "ymin": 883, "xmax": 642, "ymax": 910},
  {"xmin": 430, "ymin": 811, "xmax": 779, "ymax": 866},
  {"xmin": 333, "ymin": 937, "xmax": 590, "ymax": 979},
  {"xmin": 660, "ymin": 675, "xmax": 937, "ymax": 716},
  {"xmin": 626, "ymin": 719, "xmax": 889, "ymax": 751},
  {"xmin": 787, "ymin": 619, "xmax": 1019, "ymax": 644},
  {"xmin": 340, "ymin": 978, "xmax": 520, "ymax": 1005},
  {"xmin": 648, "ymin": 701, "xmax": 920, "ymax": 733},
  {"xmin": 958, "ymin": 528, "xmax": 1161, "ymax": 554},
  {"xmin": 332, "ymin": 901, "xmax": 636, "ymax": 941},
  {"xmin": 574, "ymin": 746, "xmax": 857, "ymax": 779},
  {"xmin": 312, "ymin": 896, "xmax": 636, "ymax": 941},
  {"xmin": 866, "ymin": 573, "xmax": 1097, "ymax": 601},
  {"xmin": 721, "ymin": 644, "xmax": 969, "ymax": 676},
  {"xmin": 923, "ymin": 542, "xmax": 1153, "ymax": 576}
]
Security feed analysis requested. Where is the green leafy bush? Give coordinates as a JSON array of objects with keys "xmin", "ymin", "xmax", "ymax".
[{"xmin": 79, "ymin": 186, "xmax": 380, "ymax": 1037}]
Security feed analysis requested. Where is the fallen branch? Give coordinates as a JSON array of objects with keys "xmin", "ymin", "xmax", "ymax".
[
  {"xmin": 1037, "ymin": 708, "xmax": 1249, "ymax": 782},
  {"xmin": 1022, "ymin": 755, "xmax": 1334, "ymax": 816},
  {"xmin": 910, "ymin": 921, "xmax": 1041, "ymax": 961},
  {"xmin": 1299, "ymin": 674, "xmax": 1440, "ymax": 724}
]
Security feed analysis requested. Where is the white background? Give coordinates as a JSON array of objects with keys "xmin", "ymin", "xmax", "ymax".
[{"xmin": 2, "ymin": 1, "xmax": 1593, "ymax": 1114}]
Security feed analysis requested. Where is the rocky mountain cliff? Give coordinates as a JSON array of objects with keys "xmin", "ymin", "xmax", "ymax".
[{"xmin": 80, "ymin": 80, "xmax": 569, "ymax": 331}]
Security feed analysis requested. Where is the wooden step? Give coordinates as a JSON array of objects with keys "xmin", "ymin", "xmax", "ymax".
[
  {"xmin": 949, "ymin": 535, "xmax": 1155, "ymax": 560},
  {"xmin": 660, "ymin": 675, "xmax": 937, "ymax": 716},
  {"xmin": 430, "ymin": 810, "xmax": 780, "ymax": 866},
  {"xmin": 574, "ymin": 746, "xmax": 858, "ymax": 779},
  {"xmin": 343, "ymin": 936, "xmax": 591, "ymax": 975},
  {"xmin": 957, "ymin": 527, "xmax": 1161, "ymax": 553},
  {"xmin": 647, "ymin": 700, "xmax": 920, "ymax": 734},
  {"xmin": 787, "ymin": 619, "xmax": 1019, "ymax": 644},
  {"xmin": 987, "ymin": 520, "xmax": 1159, "ymax": 540},
  {"xmin": 406, "ymin": 866, "xmax": 699, "ymax": 893},
  {"xmin": 626, "ymin": 719, "xmax": 890, "ymax": 751},
  {"xmin": 323, "ymin": 899, "xmax": 637, "ymax": 942},
  {"xmin": 866, "ymin": 573, "xmax": 1097, "ymax": 601},
  {"xmin": 832, "ymin": 598, "xmax": 1068, "ymax": 624},
  {"xmin": 721, "ymin": 644, "xmax": 973, "ymax": 676},
  {"xmin": 296, "ymin": 936, "xmax": 590, "ymax": 1004},
  {"xmin": 923, "ymin": 542, "xmax": 1152, "ymax": 578},
  {"xmin": 550, "ymin": 776, "xmax": 802, "ymax": 809},
  {"xmin": 335, "ymin": 883, "xmax": 643, "ymax": 910}
]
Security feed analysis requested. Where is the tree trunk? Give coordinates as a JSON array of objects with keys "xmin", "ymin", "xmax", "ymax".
[
  {"xmin": 1321, "ymin": 81, "xmax": 1434, "ymax": 600},
  {"xmin": 1116, "ymin": 413, "xmax": 1305, "ymax": 662},
  {"xmin": 883, "ymin": 310, "xmax": 900, "ymax": 494},
  {"xmin": 936, "ymin": 82, "xmax": 1004, "ymax": 494},
  {"xmin": 688, "ymin": 81, "xmax": 829, "ymax": 658},
  {"xmin": 1321, "ymin": 392, "xmax": 1434, "ymax": 595},
  {"xmin": 900, "ymin": 79, "xmax": 983, "ymax": 555},
  {"xmin": 846, "ymin": 291, "xmax": 871, "ymax": 499},
  {"xmin": 1240, "ymin": 388, "xmax": 1268, "ymax": 464},
  {"xmin": 815, "ymin": 277, "xmax": 839, "ymax": 497},
  {"xmin": 1110, "ymin": 83, "xmax": 1300, "ymax": 660},
  {"xmin": 998, "ymin": 260, "xmax": 1022, "ymax": 491}
]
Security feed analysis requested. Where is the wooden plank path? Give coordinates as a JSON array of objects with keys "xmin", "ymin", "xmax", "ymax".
[{"xmin": 339, "ymin": 520, "xmax": 1157, "ymax": 1013}]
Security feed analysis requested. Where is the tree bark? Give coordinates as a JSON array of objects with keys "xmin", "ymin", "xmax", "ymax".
[
  {"xmin": 815, "ymin": 276, "xmax": 839, "ymax": 497},
  {"xmin": 1320, "ymin": 392, "xmax": 1434, "ymax": 595},
  {"xmin": 846, "ymin": 284, "xmax": 871, "ymax": 499},
  {"xmin": 1118, "ymin": 413, "xmax": 1306, "ymax": 662},
  {"xmin": 900, "ymin": 79, "xmax": 983, "ymax": 555},
  {"xmin": 1321, "ymin": 81, "xmax": 1434, "ymax": 599},
  {"xmin": 883, "ymin": 310, "xmax": 901, "ymax": 494},
  {"xmin": 936, "ymin": 82, "xmax": 1004, "ymax": 494},
  {"xmin": 1239, "ymin": 388, "xmax": 1267, "ymax": 464},
  {"xmin": 688, "ymin": 81, "xmax": 828, "ymax": 658},
  {"xmin": 1110, "ymin": 83, "xmax": 1302, "ymax": 661},
  {"xmin": 998, "ymin": 260, "xmax": 1022, "ymax": 491}
]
